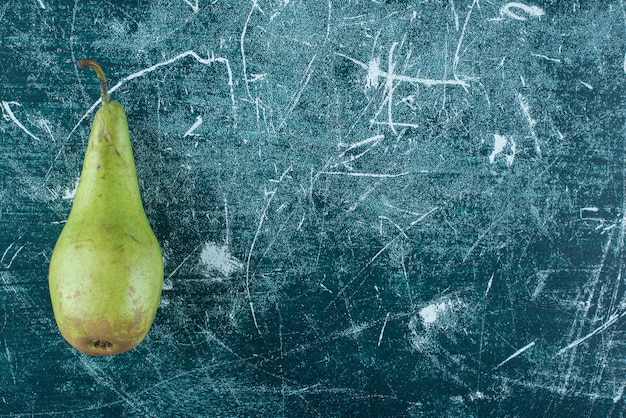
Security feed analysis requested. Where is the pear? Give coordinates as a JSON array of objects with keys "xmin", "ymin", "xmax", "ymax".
[{"xmin": 49, "ymin": 59, "xmax": 163, "ymax": 356}]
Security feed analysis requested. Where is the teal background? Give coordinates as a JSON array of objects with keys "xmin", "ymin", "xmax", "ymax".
[{"xmin": 2, "ymin": 1, "xmax": 626, "ymax": 416}]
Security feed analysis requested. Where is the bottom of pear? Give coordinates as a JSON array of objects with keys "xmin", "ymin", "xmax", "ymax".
[
  {"xmin": 70, "ymin": 336, "xmax": 138, "ymax": 356},
  {"xmin": 92, "ymin": 339, "xmax": 114, "ymax": 351},
  {"xmin": 54, "ymin": 315, "xmax": 151, "ymax": 356}
]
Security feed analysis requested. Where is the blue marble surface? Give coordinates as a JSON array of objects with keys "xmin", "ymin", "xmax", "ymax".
[{"xmin": 1, "ymin": 1, "xmax": 625, "ymax": 416}]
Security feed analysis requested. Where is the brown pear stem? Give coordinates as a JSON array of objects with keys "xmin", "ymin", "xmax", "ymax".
[{"xmin": 77, "ymin": 59, "xmax": 110, "ymax": 104}]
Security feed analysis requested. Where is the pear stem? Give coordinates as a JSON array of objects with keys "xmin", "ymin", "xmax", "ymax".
[{"xmin": 77, "ymin": 59, "xmax": 110, "ymax": 104}]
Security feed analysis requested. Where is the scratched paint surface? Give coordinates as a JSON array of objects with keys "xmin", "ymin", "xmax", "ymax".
[{"xmin": 1, "ymin": 0, "xmax": 626, "ymax": 416}]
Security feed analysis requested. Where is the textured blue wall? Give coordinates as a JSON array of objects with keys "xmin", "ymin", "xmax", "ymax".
[{"xmin": 1, "ymin": 1, "xmax": 626, "ymax": 416}]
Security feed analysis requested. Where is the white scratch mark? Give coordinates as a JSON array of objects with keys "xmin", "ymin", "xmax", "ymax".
[
  {"xmin": 463, "ymin": 218, "xmax": 499, "ymax": 262},
  {"xmin": 379, "ymin": 216, "xmax": 409, "ymax": 238},
  {"xmin": 579, "ymin": 80, "xmax": 593, "ymax": 90},
  {"xmin": 517, "ymin": 92, "xmax": 541, "ymax": 158},
  {"xmin": 614, "ymin": 380, "xmax": 626, "ymax": 403},
  {"xmin": 4, "ymin": 338, "xmax": 16, "ymax": 385},
  {"xmin": 348, "ymin": 183, "xmax": 379, "ymax": 213},
  {"xmin": 37, "ymin": 0, "xmax": 46, "ymax": 9},
  {"xmin": 245, "ymin": 166, "xmax": 292, "ymax": 334},
  {"xmin": 224, "ymin": 196, "xmax": 230, "ymax": 248},
  {"xmin": 338, "ymin": 134, "xmax": 384, "ymax": 153},
  {"xmin": 370, "ymin": 207, "xmax": 438, "ymax": 265},
  {"xmin": 450, "ymin": 0, "xmax": 460, "ymax": 31},
  {"xmin": 249, "ymin": 301, "xmax": 260, "ymax": 333},
  {"xmin": 377, "ymin": 312, "xmax": 390, "ymax": 347},
  {"xmin": 39, "ymin": 118, "xmax": 55, "ymax": 142},
  {"xmin": 297, "ymin": 212, "xmax": 305, "ymax": 231},
  {"xmin": 622, "ymin": 0, "xmax": 626, "ymax": 73},
  {"xmin": 401, "ymin": 256, "xmax": 414, "ymax": 307},
  {"xmin": 247, "ymin": 73, "xmax": 267, "ymax": 82},
  {"xmin": 485, "ymin": 273, "xmax": 494, "ymax": 297},
  {"xmin": 166, "ymin": 243, "xmax": 203, "ymax": 280},
  {"xmin": 333, "ymin": 135, "xmax": 385, "ymax": 169},
  {"xmin": 325, "ymin": 0, "xmax": 332, "ymax": 41},
  {"xmin": 383, "ymin": 202, "xmax": 421, "ymax": 217},
  {"xmin": 320, "ymin": 283, "xmax": 333, "ymax": 293},
  {"xmin": 344, "ymin": 322, "xmax": 368, "ymax": 337},
  {"xmin": 79, "ymin": 358, "xmax": 148, "ymax": 414},
  {"xmin": 241, "ymin": 0, "xmax": 264, "ymax": 102},
  {"xmin": 1, "ymin": 101, "xmax": 42, "ymax": 142},
  {"xmin": 334, "ymin": 207, "xmax": 439, "ymax": 299},
  {"xmin": 182, "ymin": 0, "xmax": 199, "ymax": 12},
  {"xmin": 532, "ymin": 270, "xmax": 548, "ymax": 300},
  {"xmin": 453, "ymin": 0, "xmax": 478, "ymax": 78},
  {"xmin": 496, "ymin": 56, "xmax": 506, "ymax": 70},
  {"xmin": 320, "ymin": 171, "xmax": 409, "ymax": 178},
  {"xmin": 183, "ymin": 116, "xmax": 203, "ymax": 137},
  {"xmin": 336, "ymin": 53, "xmax": 470, "ymax": 89},
  {"xmin": 579, "ymin": 206, "xmax": 599, "ymax": 218},
  {"xmin": 278, "ymin": 54, "xmax": 317, "ymax": 131},
  {"xmin": 5, "ymin": 245, "xmax": 24, "ymax": 269},
  {"xmin": 499, "ymin": 2, "xmax": 545, "ymax": 21},
  {"xmin": 384, "ymin": 42, "xmax": 399, "ymax": 134},
  {"xmin": 557, "ymin": 308, "xmax": 626, "ymax": 356},
  {"xmin": 0, "ymin": 243, "xmax": 15, "ymax": 265},
  {"xmin": 531, "ymin": 53, "xmax": 561, "ymax": 63},
  {"xmin": 369, "ymin": 120, "xmax": 421, "ymax": 129},
  {"xmin": 495, "ymin": 340, "xmax": 536, "ymax": 369},
  {"xmin": 70, "ymin": 50, "xmax": 236, "ymax": 139},
  {"xmin": 2, "ymin": 243, "xmax": 26, "ymax": 269},
  {"xmin": 338, "ymin": 39, "xmax": 471, "ymax": 134}
]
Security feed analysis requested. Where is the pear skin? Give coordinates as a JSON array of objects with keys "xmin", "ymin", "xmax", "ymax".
[{"xmin": 49, "ymin": 59, "xmax": 163, "ymax": 356}]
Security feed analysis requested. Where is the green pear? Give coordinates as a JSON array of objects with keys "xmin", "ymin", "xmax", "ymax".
[{"xmin": 49, "ymin": 59, "xmax": 163, "ymax": 356}]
